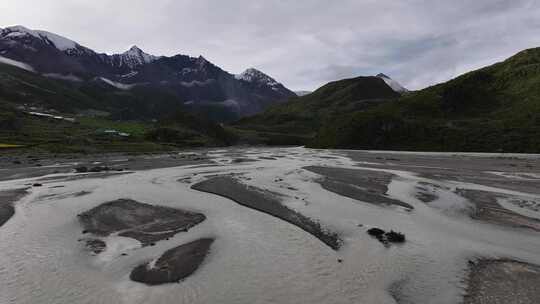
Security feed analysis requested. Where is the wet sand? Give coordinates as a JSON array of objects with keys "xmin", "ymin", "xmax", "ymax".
[
  {"xmin": 464, "ymin": 259, "xmax": 540, "ymax": 304},
  {"xmin": 78, "ymin": 199, "xmax": 206, "ymax": 246},
  {"xmin": 0, "ymin": 188, "xmax": 28, "ymax": 227},
  {"xmin": 0, "ymin": 151, "xmax": 211, "ymax": 182},
  {"xmin": 304, "ymin": 166, "xmax": 413, "ymax": 209},
  {"xmin": 345, "ymin": 150, "xmax": 540, "ymax": 195},
  {"xmin": 1, "ymin": 147, "xmax": 539, "ymax": 303},
  {"xmin": 191, "ymin": 176, "xmax": 342, "ymax": 250},
  {"xmin": 457, "ymin": 189, "xmax": 540, "ymax": 231},
  {"xmin": 130, "ymin": 238, "xmax": 214, "ymax": 285}
]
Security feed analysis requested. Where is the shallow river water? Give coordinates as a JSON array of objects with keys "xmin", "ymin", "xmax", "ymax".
[{"xmin": 1, "ymin": 147, "xmax": 539, "ymax": 304}]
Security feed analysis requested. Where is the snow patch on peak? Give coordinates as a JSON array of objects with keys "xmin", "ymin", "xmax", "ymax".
[
  {"xmin": 376, "ymin": 73, "xmax": 408, "ymax": 93},
  {"xmin": 235, "ymin": 68, "xmax": 280, "ymax": 89},
  {"xmin": 3, "ymin": 25, "xmax": 79, "ymax": 51},
  {"xmin": 0, "ymin": 55, "xmax": 35, "ymax": 72},
  {"xmin": 99, "ymin": 77, "xmax": 135, "ymax": 90},
  {"xmin": 117, "ymin": 45, "xmax": 159, "ymax": 68}
]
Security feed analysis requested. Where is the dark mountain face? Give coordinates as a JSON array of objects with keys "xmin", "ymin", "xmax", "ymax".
[
  {"xmin": 234, "ymin": 75, "xmax": 404, "ymax": 139},
  {"xmin": 0, "ymin": 25, "xmax": 295, "ymax": 120},
  {"xmin": 312, "ymin": 48, "xmax": 540, "ymax": 152}
]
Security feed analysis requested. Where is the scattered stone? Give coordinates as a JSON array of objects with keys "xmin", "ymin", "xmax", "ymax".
[
  {"xmin": 386, "ymin": 230, "xmax": 406, "ymax": 243},
  {"xmin": 88, "ymin": 166, "xmax": 111, "ymax": 173},
  {"xmin": 84, "ymin": 239, "xmax": 106, "ymax": 254},
  {"xmin": 32, "ymin": 183, "xmax": 43, "ymax": 187},
  {"xmin": 464, "ymin": 259, "xmax": 540, "ymax": 304},
  {"xmin": 232, "ymin": 158, "xmax": 252, "ymax": 163},
  {"xmin": 367, "ymin": 227, "xmax": 385, "ymax": 237},
  {"xmin": 75, "ymin": 166, "xmax": 88, "ymax": 173},
  {"xmin": 130, "ymin": 238, "xmax": 214, "ymax": 285},
  {"xmin": 367, "ymin": 227, "xmax": 406, "ymax": 245}
]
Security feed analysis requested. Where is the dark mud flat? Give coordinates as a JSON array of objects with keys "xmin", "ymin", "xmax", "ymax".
[
  {"xmin": 464, "ymin": 259, "xmax": 540, "ymax": 304},
  {"xmin": 77, "ymin": 199, "xmax": 206, "ymax": 246},
  {"xmin": 130, "ymin": 238, "xmax": 214, "ymax": 285},
  {"xmin": 0, "ymin": 152, "xmax": 210, "ymax": 182},
  {"xmin": 38, "ymin": 190, "xmax": 92, "ymax": 201},
  {"xmin": 0, "ymin": 189, "xmax": 27, "ymax": 227},
  {"xmin": 457, "ymin": 189, "xmax": 540, "ymax": 231},
  {"xmin": 304, "ymin": 166, "xmax": 413, "ymax": 210},
  {"xmin": 38, "ymin": 171, "xmax": 133, "ymax": 183},
  {"xmin": 345, "ymin": 150, "xmax": 540, "ymax": 195},
  {"xmin": 191, "ymin": 176, "xmax": 342, "ymax": 250}
]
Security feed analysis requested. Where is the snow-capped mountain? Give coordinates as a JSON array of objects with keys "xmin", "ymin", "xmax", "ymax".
[
  {"xmin": 0, "ymin": 25, "xmax": 296, "ymax": 119},
  {"xmin": 1, "ymin": 25, "xmax": 79, "ymax": 51},
  {"xmin": 112, "ymin": 45, "xmax": 160, "ymax": 69},
  {"xmin": 236, "ymin": 68, "xmax": 279, "ymax": 86},
  {"xmin": 376, "ymin": 73, "xmax": 408, "ymax": 93},
  {"xmin": 235, "ymin": 68, "xmax": 292, "ymax": 96}
]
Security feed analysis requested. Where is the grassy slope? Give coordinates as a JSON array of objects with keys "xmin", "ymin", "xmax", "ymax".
[
  {"xmin": 233, "ymin": 76, "xmax": 399, "ymax": 144},
  {"xmin": 312, "ymin": 48, "xmax": 540, "ymax": 152},
  {"xmin": 234, "ymin": 48, "xmax": 540, "ymax": 152},
  {"xmin": 0, "ymin": 64, "xmax": 233, "ymax": 153}
]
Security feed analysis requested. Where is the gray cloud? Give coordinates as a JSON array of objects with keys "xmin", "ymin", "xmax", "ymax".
[{"xmin": 1, "ymin": 0, "xmax": 540, "ymax": 90}]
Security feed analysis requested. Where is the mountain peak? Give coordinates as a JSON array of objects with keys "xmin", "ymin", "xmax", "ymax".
[
  {"xmin": 236, "ymin": 68, "xmax": 279, "ymax": 86},
  {"xmin": 5, "ymin": 25, "xmax": 33, "ymax": 33},
  {"xmin": 2, "ymin": 25, "xmax": 79, "ymax": 51},
  {"xmin": 376, "ymin": 73, "xmax": 407, "ymax": 93},
  {"xmin": 118, "ymin": 45, "xmax": 159, "ymax": 68},
  {"xmin": 127, "ymin": 45, "xmax": 143, "ymax": 53}
]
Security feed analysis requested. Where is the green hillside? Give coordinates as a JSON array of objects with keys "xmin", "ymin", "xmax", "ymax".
[
  {"xmin": 233, "ymin": 76, "xmax": 400, "ymax": 144},
  {"xmin": 236, "ymin": 48, "xmax": 540, "ymax": 152},
  {"xmin": 313, "ymin": 48, "xmax": 540, "ymax": 152},
  {"xmin": 0, "ymin": 64, "xmax": 233, "ymax": 153}
]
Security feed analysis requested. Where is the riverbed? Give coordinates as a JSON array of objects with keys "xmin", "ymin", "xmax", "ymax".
[{"xmin": 1, "ymin": 147, "xmax": 539, "ymax": 304}]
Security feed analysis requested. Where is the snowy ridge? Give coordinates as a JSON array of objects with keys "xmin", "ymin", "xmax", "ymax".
[
  {"xmin": 1, "ymin": 25, "xmax": 79, "ymax": 51},
  {"xmin": 376, "ymin": 73, "xmax": 408, "ymax": 93},
  {"xmin": 115, "ymin": 46, "xmax": 160, "ymax": 69},
  {"xmin": 236, "ymin": 68, "xmax": 281, "ymax": 89},
  {"xmin": 0, "ymin": 55, "xmax": 35, "ymax": 72},
  {"xmin": 99, "ymin": 77, "xmax": 136, "ymax": 90}
]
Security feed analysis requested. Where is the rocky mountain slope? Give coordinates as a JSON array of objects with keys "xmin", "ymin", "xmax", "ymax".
[
  {"xmin": 0, "ymin": 25, "xmax": 295, "ymax": 121},
  {"xmin": 312, "ymin": 48, "xmax": 540, "ymax": 152},
  {"xmin": 236, "ymin": 48, "xmax": 540, "ymax": 152},
  {"xmin": 233, "ymin": 74, "xmax": 405, "ymax": 143}
]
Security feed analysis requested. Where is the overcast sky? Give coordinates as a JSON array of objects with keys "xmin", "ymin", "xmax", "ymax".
[{"xmin": 1, "ymin": 0, "xmax": 540, "ymax": 91}]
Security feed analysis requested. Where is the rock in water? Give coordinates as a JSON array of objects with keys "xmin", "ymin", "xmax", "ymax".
[{"xmin": 130, "ymin": 238, "xmax": 214, "ymax": 285}]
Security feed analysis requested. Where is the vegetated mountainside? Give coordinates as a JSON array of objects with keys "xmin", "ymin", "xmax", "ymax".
[
  {"xmin": 0, "ymin": 25, "xmax": 295, "ymax": 122},
  {"xmin": 0, "ymin": 63, "xmax": 234, "ymax": 152},
  {"xmin": 313, "ymin": 48, "xmax": 540, "ymax": 152},
  {"xmin": 233, "ymin": 75, "xmax": 402, "ymax": 145}
]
